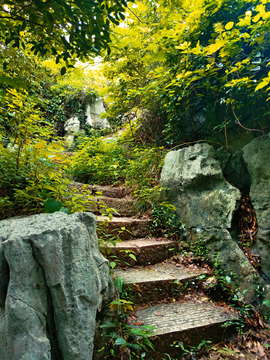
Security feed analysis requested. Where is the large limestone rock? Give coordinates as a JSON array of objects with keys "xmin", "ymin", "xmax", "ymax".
[
  {"xmin": 85, "ymin": 98, "xmax": 110, "ymax": 130},
  {"xmin": 64, "ymin": 116, "xmax": 81, "ymax": 147},
  {"xmin": 160, "ymin": 143, "xmax": 264, "ymax": 305},
  {"xmin": 243, "ymin": 134, "xmax": 270, "ymax": 281},
  {"xmin": 215, "ymin": 147, "xmax": 251, "ymax": 193},
  {"xmin": 160, "ymin": 143, "xmax": 241, "ymax": 229},
  {"xmin": 0, "ymin": 212, "xmax": 115, "ymax": 360}
]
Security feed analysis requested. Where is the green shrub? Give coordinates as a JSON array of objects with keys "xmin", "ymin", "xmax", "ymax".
[{"xmin": 69, "ymin": 134, "xmax": 166, "ymax": 189}]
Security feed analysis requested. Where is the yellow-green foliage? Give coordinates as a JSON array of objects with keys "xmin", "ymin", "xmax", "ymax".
[
  {"xmin": 0, "ymin": 54, "xmax": 96, "ymax": 220},
  {"xmin": 69, "ymin": 133, "xmax": 166, "ymax": 189},
  {"xmin": 102, "ymin": 0, "xmax": 270, "ymax": 146}
]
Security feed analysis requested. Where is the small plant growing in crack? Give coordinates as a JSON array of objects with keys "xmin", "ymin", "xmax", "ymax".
[{"xmin": 97, "ymin": 276, "xmax": 155, "ymax": 359}]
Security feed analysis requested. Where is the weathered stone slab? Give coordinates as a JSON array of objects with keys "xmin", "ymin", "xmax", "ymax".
[
  {"xmin": 0, "ymin": 212, "xmax": 115, "ymax": 360},
  {"xmin": 130, "ymin": 301, "xmax": 238, "ymax": 357},
  {"xmin": 96, "ymin": 216, "xmax": 150, "ymax": 240},
  {"xmin": 93, "ymin": 197, "xmax": 137, "ymax": 217},
  {"xmin": 159, "ymin": 143, "xmax": 268, "ymax": 309},
  {"xmin": 243, "ymin": 134, "xmax": 270, "ymax": 282},
  {"xmin": 68, "ymin": 182, "xmax": 130, "ymax": 198},
  {"xmin": 107, "ymin": 238, "xmax": 178, "ymax": 265},
  {"xmin": 113, "ymin": 263, "xmax": 206, "ymax": 303}
]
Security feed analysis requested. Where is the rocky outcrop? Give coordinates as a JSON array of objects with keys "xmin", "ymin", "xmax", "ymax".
[
  {"xmin": 160, "ymin": 143, "xmax": 265, "ymax": 304},
  {"xmin": 0, "ymin": 212, "xmax": 115, "ymax": 360},
  {"xmin": 243, "ymin": 134, "xmax": 270, "ymax": 282},
  {"xmin": 64, "ymin": 116, "xmax": 81, "ymax": 146},
  {"xmin": 215, "ymin": 147, "xmax": 251, "ymax": 193},
  {"xmin": 160, "ymin": 144, "xmax": 241, "ymax": 229},
  {"xmin": 85, "ymin": 98, "xmax": 110, "ymax": 130}
]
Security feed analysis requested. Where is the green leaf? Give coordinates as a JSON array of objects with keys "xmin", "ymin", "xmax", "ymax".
[
  {"xmin": 110, "ymin": 261, "xmax": 116, "ymax": 269},
  {"xmin": 59, "ymin": 207, "xmax": 70, "ymax": 214},
  {"xmin": 128, "ymin": 343, "xmax": 142, "ymax": 350},
  {"xmin": 115, "ymin": 276, "xmax": 123, "ymax": 292},
  {"xmin": 0, "ymin": 89, "xmax": 7, "ymax": 98},
  {"xmin": 108, "ymin": 213, "xmax": 113, "ymax": 220},
  {"xmin": 250, "ymin": 66, "xmax": 261, "ymax": 71},
  {"xmin": 100, "ymin": 321, "xmax": 116, "ymax": 328},
  {"xmin": 263, "ymin": 299, "xmax": 270, "ymax": 307},
  {"xmin": 45, "ymin": 198, "xmax": 63, "ymax": 213},
  {"xmin": 225, "ymin": 21, "xmax": 234, "ymax": 30},
  {"xmin": 61, "ymin": 66, "xmax": 66, "ymax": 75},
  {"xmin": 255, "ymin": 81, "xmax": 269, "ymax": 92},
  {"xmin": 142, "ymin": 338, "xmax": 155, "ymax": 350},
  {"xmin": 129, "ymin": 253, "xmax": 137, "ymax": 261},
  {"xmin": 114, "ymin": 337, "xmax": 127, "ymax": 346}
]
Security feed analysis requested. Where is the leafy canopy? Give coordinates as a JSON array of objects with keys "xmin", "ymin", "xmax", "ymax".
[
  {"xmin": 102, "ymin": 0, "xmax": 270, "ymax": 147},
  {"xmin": 0, "ymin": 0, "xmax": 132, "ymax": 65}
]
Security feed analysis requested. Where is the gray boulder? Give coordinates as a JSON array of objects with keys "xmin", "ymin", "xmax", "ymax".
[
  {"xmin": 64, "ymin": 116, "xmax": 81, "ymax": 134},
  {"xmin": 160, "ymin": 143, "xmax": 264, "ymax": 305},
  {"xmin": 85, "ymin": 98, "xmax": 110, "ymax": 130},
  {"xmin": 160, "ymin": 143, "xmax": 241, "ymax": 229},
  {"xmin": 243, "ymin": 134, "xmax": 270, "ymax": 281},
  {"xmin": 0, "ymin": 212, "xmax": 115, "ymax": 360},
  {"xmin": 64, "ymin": 116, "xmax": 81, "ymax": 148},
  {"xmin": 215, "ymin": 147, "xmax": 251, "ymax": 193}
]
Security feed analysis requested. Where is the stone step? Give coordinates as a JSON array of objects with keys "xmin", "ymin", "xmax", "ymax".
[
  {"xmin": 107, "ymin": 238, "xmax": 179, "ymax": 266},
  {"xmin": 129, "ymin": 301, "xmax": 238, "ymax": 357},
  {"xmin": 69, "ymin": 182, "xmax": 130, "ymax": 198},
  {"xmin": 113, "ymin": 263, "xmax": 208, "ymax": 303},
  {"xmin": 96, "ymin": 216, "xmax": 150, "ymax": 240},
  {"xmin": 90, "ymin": 196, "xmax": 138, "ymax": 217}
]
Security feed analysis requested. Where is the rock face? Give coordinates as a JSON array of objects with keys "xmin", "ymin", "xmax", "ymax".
[
  {"xmin": 243, "ymin": 134, "xmax": 270, "ymax": 282},
  {"xmin": 215, "ymin": 147, "xmax": 251, "ymax": 193},
  {"xmin": 85, "ymin": 98, "xmax": 110, "ymax": 130},
  {"xmin": 0, "ymin": 212, "xmax": 115, "ymax": 360},
  {"xmin": 160, "ymin": 144, "xmax": 241, "ymax": 229},
  {"xmin": 160, "ymin": 143, "xmax": 264, "ymax": 303},
  {"xmin": 64, "ymin": 116, "xmax": 81, "ymax": 147}
]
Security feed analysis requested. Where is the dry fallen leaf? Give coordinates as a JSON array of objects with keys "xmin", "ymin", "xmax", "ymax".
[{"xmin": 257, "ymin": 344, "xmax": 266, "ymax": 357}]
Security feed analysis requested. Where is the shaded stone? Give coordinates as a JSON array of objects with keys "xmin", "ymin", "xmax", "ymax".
[
  {"xmin": 215, "ymin": 147, "xmax": 251, "ymax": 193},
  {"xmin": 197, "ymin": 228, "xmax": 263, "ymax": 304},
  {"xmin": 64, "ymin": 117, "xmax": 80, "ymax": 134},
  {"xmin": 0, "ymin": 212, "xmax": 115, "ymax": 360},
  {"xmin": 64, "ymin": 117, "xmax": 81, "ymax": 147},
  {"xmin": 243, "ymin": 134, "xmax": 270, "ymax": 282}
]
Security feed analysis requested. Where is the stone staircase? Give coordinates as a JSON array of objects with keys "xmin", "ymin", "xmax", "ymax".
[{"xmin": 71, "ymin": 182, "xmax": 239, "ymax": 358}]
